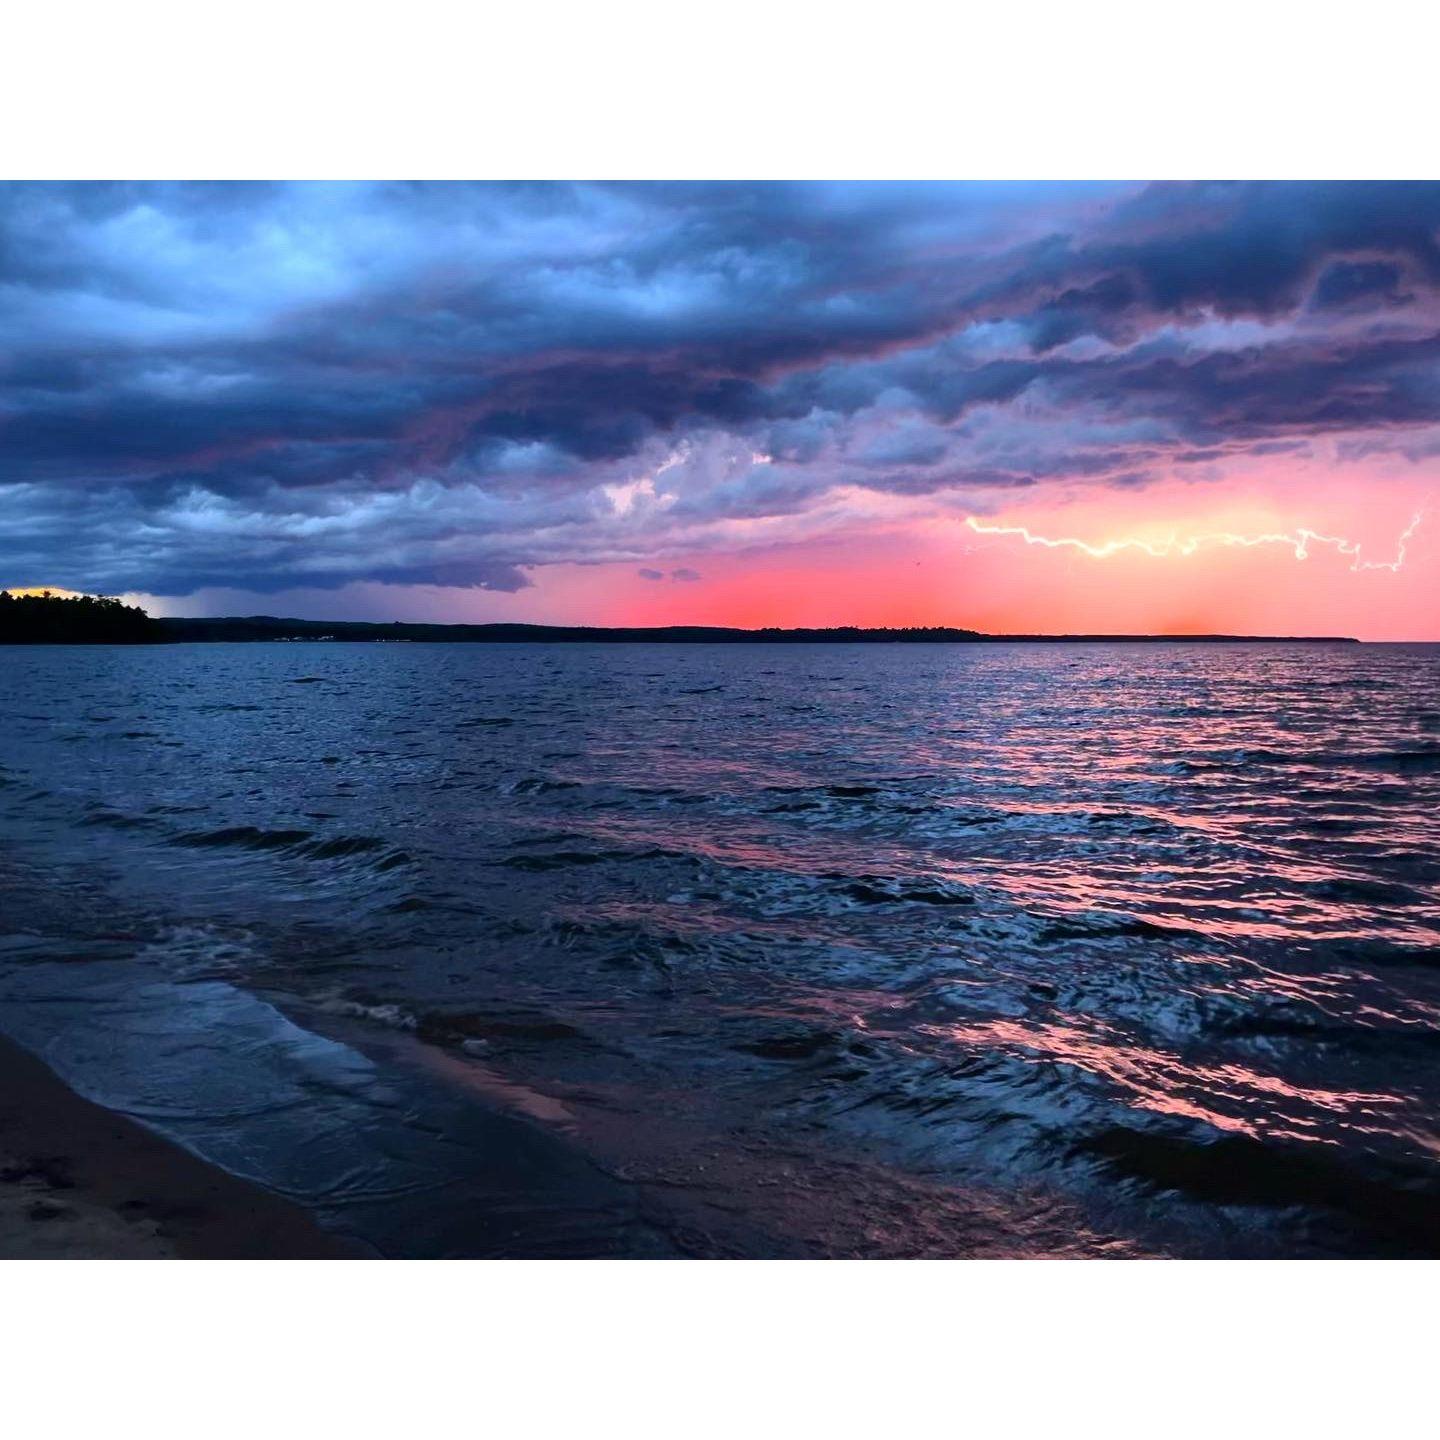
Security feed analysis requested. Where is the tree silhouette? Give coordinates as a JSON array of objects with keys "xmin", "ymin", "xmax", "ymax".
[{"xmin": 0, "ymin": 591, "xmax": 159, "ymax": 644}]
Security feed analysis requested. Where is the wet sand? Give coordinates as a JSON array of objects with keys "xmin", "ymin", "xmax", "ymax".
[{"xmin": 0, "ymin": 1033, "xmax": 365, "ymax": 1259}]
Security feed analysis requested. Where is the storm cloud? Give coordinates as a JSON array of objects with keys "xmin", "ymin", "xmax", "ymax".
[{"xmin": 4, "ymin": 181, "xmax": 1440, "ymax": 595}]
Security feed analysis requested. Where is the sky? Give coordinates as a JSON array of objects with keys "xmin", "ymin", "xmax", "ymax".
[{"xmin": 2, "ymin": 180, "xmax": 1438, "ymax": 639}]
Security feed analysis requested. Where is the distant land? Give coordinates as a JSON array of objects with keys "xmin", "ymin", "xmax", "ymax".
[
  {"xmin": 0, "ymin": 593, "xmax": 1361, "ymax": 644},
  {"xmin": 156, "ymin": 616, "xmax": 1363, "ymax": 644}
]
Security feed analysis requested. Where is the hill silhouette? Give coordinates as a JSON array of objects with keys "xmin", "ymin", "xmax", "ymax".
[
  {"xmin": 0, "ymin": 594, "xmax": 1360, "ymax": 645},
  {"xmin": 153, "ymin": 615, "xmax": 1358, "ymax": 644}
]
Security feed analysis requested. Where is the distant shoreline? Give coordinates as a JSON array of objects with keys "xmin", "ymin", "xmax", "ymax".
[
  {"xmin": 5, "ymin": 615, "xmax": 1367, "ymax": 645},
  {"xmin": 0, "ymin": 596, "xmax": 1368, "ymax": 645}
]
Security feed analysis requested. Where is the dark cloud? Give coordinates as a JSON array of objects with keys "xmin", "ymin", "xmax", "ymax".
[
  {"xmin": 984, "ymin": 182, "xmax": 1440, "ymax": 333},
  {"xmin": 3, "ymin": 181, "xmax": 1440, "ymax": 595},
  {"xmin": 1310, "ymin": 259, "xmax": 1412, "ymax": 312}
]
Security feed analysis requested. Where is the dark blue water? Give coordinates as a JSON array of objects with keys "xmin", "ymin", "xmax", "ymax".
[{"xmin": 2, "ymin": 641, "xmax": 1438, "ymax": 1257}]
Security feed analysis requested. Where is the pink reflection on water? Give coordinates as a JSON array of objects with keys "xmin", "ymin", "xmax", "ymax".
[{"xmin": 924, "ymin": 1017, "xmax": 1403, "ymax": 1143}]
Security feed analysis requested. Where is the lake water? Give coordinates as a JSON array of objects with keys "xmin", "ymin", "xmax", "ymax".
[{"xmin": 1, "ymin": 641, "xmax": 1438, "ymax": 1257}]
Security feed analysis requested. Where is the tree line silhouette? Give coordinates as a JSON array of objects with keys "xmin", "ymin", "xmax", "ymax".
[
  {"xmin": 0, "ymin": 591, "xmax": 1359, "ymax": 646},
  {"xmin": 0, "ymin": 591, "xmax": 159, "ymax": 643}
]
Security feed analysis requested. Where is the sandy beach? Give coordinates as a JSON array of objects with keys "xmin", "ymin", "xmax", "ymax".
[{"xmin": 0, "ymin": 1033, "xmax": 363, "ymax": 1259}]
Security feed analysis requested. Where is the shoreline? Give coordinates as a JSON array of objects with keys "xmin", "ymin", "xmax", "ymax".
[
  {"xmin": 0, "ymin": 1033, "xmax": 366, "ymax": 1260},
  {"xmin": 2, "ymin": 599, "xmax": 1371, "ymax": 646}
]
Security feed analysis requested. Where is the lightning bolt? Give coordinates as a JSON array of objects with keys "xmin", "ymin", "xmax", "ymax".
[
  {"xmin": 1350, "ymin": 510, "xmax": 1424, "ymax": 572},
  {"xmin": 963, "ymin": 512, "xmax": 1424, "ymax": 572}
]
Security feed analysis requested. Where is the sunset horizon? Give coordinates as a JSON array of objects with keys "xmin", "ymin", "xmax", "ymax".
[{"xmin": 90, "ymin": 494, "xmax": 1440, "ymax": 641}]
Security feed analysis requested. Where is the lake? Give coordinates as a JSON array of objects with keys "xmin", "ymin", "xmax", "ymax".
[{"xmin": 1, "ymin": 641, "xmax": 1438, "ymax": 1256}]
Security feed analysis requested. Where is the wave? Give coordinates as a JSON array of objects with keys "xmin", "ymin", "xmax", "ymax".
[
  {"xmin": 174, "ymin": 825, "xmax": 314, "ymax": 850},
  {"xmin": 1301, "ymin": 876, "xmax": 1431, "ymax": 907},
  {"xmin": 500, "ymin": 844, "xmax": 689, "ymax": 871},
  {"xmin": 1193, "ymin": 745, "xmax": 1440, "ymax": 774},
  {"xmin": 1078, "ymin": 1126, "xmax": 1440, "ymax": 1255},
  {"xmin": 1033, "ymin": 913, "xmax": 1189, "ymax": 944},
  {"xmin": 169, "ymin": 825, "xmax": 411, "ymax": 870},
  {"xmin": 316, "ymin": 994, "xmax": 595, "ymax": 1052},
  {"xmin": 1215, "ymin": 1013, "xmax": 1440, "ymax": 1054},
  {"xmin": 835, "ymin": 877, "xmax": 976, "ymax": 907}
]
